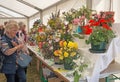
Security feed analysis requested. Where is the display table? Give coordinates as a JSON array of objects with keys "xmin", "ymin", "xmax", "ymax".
[
  {"xmin": 78, "ymin": 36, "xmax": 120, "ymax": 82},
  {"xmin": 27, "ymin": 36, "xmax": 120, "ymax": 82},
  {"xmin": 27, "ymin": 45, "xmax": 88, "ymax": 82},
  {"xmin": 27, "ymin": 45, "xmax": 71, "ymax": 82}
]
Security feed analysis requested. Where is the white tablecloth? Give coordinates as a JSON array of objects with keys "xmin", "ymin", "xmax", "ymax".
[{"xmin": 79, "ymin": 37, "xmax": 120, "ymax": 82}]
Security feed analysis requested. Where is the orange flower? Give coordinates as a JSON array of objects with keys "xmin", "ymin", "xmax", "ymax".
[
  {"xmin": 54, "ymin": 50, "xmax": 62, "ymax": 56},
  {"xmin": 59, "ymin": 40, "xmax": 64, "ymax": 47}
]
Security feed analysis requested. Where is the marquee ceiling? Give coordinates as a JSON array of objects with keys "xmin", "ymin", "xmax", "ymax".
[{"xmin": 0, "ymin": 0, "xmax": 66, "ymax": 18}]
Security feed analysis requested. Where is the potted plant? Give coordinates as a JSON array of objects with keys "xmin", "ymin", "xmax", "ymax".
[
  {"xmin": 63, "ymin": 6, "xmax": 93, "ymax": 34},
  {"xmin": 85, "ymin": 12, "xmax": 115, "ymax": 52},
  {"xmin": 54, "ymin": 40, "xmax": 79, "ymax": 70}
]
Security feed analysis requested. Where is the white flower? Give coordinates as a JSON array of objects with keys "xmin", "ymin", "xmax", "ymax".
[{"xmin": 80, "ymin": 57, "xmax": 85, "ymax": 63}]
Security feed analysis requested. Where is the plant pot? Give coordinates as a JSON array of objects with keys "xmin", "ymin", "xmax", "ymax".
[
  {"xmin": 90, "ymin": 42, "xmax": 107, "ymax": 53},
  {"xmin": 64, "ymin": 58, "xmax": 74, "ymax": 70}
]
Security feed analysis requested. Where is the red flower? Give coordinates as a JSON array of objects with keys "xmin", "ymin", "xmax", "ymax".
[
  {"xmin": 38, "ymin": 27, "xmax": 43, "ymax": 32},
  {"xmin": 102, "ymin": 24, "xmax": 111, "ymax": 30},
  {"xmin": 99, "ymin": 18, "xmax": 107, "ymax": 23},
  {"xmin": 89, "ymin": 19, "xmax": 100, "ymax": 26},
  {"xmin": 38, "ymin": 42, "xmax": 43, "ymax": 49},
  {"xmin": 83, "ymin": 25, "xmax": 92, "ymax": 35},
  {"xmin": 89, "ymin": 19, "xmax": 95, "ymax": 23}
]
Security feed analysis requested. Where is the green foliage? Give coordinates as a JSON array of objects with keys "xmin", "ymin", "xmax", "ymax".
[
  {"xmin": 76, "ymin": 6, "xmax": 93, "ymax": 20},
  {"xmin": 86, "ymin": 27, "xmax": 115, "ymax": 45},
  {"xmin": 72, "ymin": 33, "xmax": 85, "ymax": 39},
  {"xmin": 63, "ymin": 6, "xmax": 93, "ymax": 23},
  {"xmin": 74, "ymin": 71, "xmax": 81, "ymax": 82},
  {"xmin": 61, "ymin": 33, "xmax": 73, "ymax": 41},
  {"xmin": 47, "ymin": 10, "xmax": 64, "ymax": 30},
  {"xmin": 73, "ymin": 64, "xmax": 88, "ymax": 82}
]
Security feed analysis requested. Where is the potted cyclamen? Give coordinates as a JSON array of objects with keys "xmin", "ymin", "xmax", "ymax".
[{"xmin": 85, "ymin": 12, "xmax": 115, "ymax": 53}]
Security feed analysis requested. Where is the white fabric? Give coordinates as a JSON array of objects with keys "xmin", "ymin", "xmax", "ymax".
[
  {"xmin": 79, "ymin": 37, "xmax": 120, "ymax": 82},
  {"xmin": 112, "ymin": 23, "xmax": 120, "ymax": 36}
]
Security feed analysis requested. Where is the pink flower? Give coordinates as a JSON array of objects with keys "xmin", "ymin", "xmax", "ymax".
[{"xmin": 72, "ymin": 18, "xmax": 80, "ymax": 25}]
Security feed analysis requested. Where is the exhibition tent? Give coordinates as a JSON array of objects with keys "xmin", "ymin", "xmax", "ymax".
[{"xmin": 0, "ymin": 0, "xmax": 120, "ymax": 29}]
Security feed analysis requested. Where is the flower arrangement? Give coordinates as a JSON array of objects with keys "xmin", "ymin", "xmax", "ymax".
[
  {"xmin": 54, "ymin": 40, "xmax": 79, "ymax": 70},
  {"xmin": 63, "ymin": 6, "xmax": 92, "ymax": 25},
  {"xmin": 47, "ymin": 10, "xmax": 64, "ymax": 30},
  {"xmin": 85, "ymin": 12, "xmax": 115, "ymax": 51},
  {"xmin": 72, "ymin": 6, "xmax": 93, "ymax": 26},
  {"xmin": 29, "ymin": 19, "xmax": 55, "ymax": 59},
  {"xmin": 63, "ymin": 6, "xmax": 93, "ymax": 34},
  {"xmin": 37, "ymin": 28, "xmax": 54, "ymax": 59},
  {"xmin": 28, "ymin": 19, "xmax": 43, "ymax": 46}
]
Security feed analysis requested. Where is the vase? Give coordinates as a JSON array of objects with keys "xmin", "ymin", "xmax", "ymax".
[
  {"xmin": 64, "ymin": 58, "xmax": 73, "ymax": 70},
  {"xmin": 90, "ymin": 42, "xmax": 107, "ymax": 53},
  {"xmin": 75, "ymin": 26, "xmax": 83, "ymax": 34}
]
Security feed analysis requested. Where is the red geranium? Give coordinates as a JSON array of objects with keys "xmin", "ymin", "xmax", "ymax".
[{"xmin": 83, "ymin": 25, "xmax": 92, "ymax": 35}]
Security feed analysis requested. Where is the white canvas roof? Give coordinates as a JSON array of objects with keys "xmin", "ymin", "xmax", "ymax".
[{"xmin": 0, "ymin": 0, "xmax": 64, "ymax": 18}]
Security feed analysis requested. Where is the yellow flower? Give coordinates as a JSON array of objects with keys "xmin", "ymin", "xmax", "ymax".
[
  {"xmin": 59, "ymin": 50, "xmax": 62, "ymax": 55},
  {"xmin": 54, "ymin": 50, "xmax": 59, "ymax": 56},
  {"xmin": 54, "ymin": 40, "xmax": 79, "ymax": 61},
  {"xmin": 70, "ymin": 52, "xmax": 76, "ymax": 57},
  {"xmin": 59, "ymin": 56, "xmax": 64, "ymax": 60},
  {"xmin": 54, "ymin": 50, "xmax": 62, "ymax": 56},
  {"xmin": 68, "ymin": 41, "xmax": 74, "ymax": 48},
  {"xmin": 68, "ymin": 23, "xmax": 73, "ymax": 30},
  {"xmin": 64, "ymin": 47, "xmax": 67, "ymax": 50},
  {"xmin": 64, "ymin": 52, "xmax": 69, "ymax": 57},
  {"xmin": 63, "ymin": 41, "xmax": 67, "ymax": 47},
  {"xmin": 74, "ymin": 42, "xmax": 78, "ymax": 49}
]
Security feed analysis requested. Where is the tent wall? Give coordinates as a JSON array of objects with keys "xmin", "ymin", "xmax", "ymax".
[
  {"xmin": 112, "ymin": 0, "xmax": 120, "ymax": 23},
  {"xmin": 29, "ymin": 0, "xmax": 86, "ymax": 28},
  {"xmin": 92, "ymin": 0, "xmax": 120, "ymax": 23},
  {"xmin": 92, "ymin": 0, "xmax": 110, "ymax": 12},
  {"xmin": 29, "ymin": 13, "xmax": 41, "ymax": 29},
  {"xmin": 43, "ymin": 0, "xmax": 86, "ymax": 25}
]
